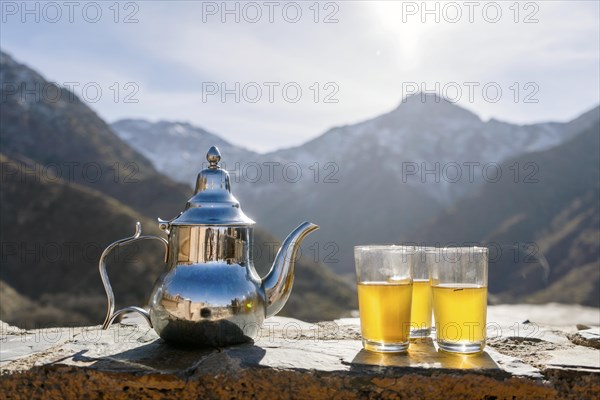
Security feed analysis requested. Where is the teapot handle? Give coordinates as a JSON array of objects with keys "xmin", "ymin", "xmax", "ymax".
[{"xmin": 99, "ymin": 222, "xmax": 168, "ymax": 330}]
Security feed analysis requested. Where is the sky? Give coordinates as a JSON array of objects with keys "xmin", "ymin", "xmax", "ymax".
[{"xmin": 1, "ymin": 0, "xmax": 599, "ymax": 152}]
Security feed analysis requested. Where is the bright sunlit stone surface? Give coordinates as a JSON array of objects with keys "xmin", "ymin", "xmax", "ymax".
[{"xmin": 1, "ymin": 307, "xmax": 599, "ymax": 399}]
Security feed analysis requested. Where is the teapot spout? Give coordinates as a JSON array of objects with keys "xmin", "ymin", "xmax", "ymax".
[{"xmin": 262, "ymin": 221, "xmax": 319, "ymax": 318}]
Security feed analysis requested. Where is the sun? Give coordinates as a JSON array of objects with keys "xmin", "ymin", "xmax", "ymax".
[{"xmin": 365, "ymin": 1, "xmax": 436, "ymax": 69}]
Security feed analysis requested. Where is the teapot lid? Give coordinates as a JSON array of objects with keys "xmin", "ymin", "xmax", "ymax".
[{"xmin": 168, "ymin": 146, "xmax": 255, "ymax": 226}]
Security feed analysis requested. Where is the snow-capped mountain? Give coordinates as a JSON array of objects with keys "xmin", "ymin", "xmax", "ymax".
[
  {"xmin": 113, "ymin": 94, "xmax": 592, "ymax": 204},
  {"xmin": 263, "ymin": 94, "xmax": 577, "ymax": 204},
  {"xmin": 111, "ymin": 119, "xmax": 258, "ymax": 183}
]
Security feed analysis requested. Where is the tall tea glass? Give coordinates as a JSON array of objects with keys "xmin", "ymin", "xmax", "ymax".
[
  {"xmin": 410, "ymin": 246, "xmax": 433, "ymax": 338},
  {"xmin": 430, "ymin": 247, "xmax": 488, "ymax": 354},
  {"xmin": 354, "ymin": 245, "xmax": 414, "ymax": 352}
]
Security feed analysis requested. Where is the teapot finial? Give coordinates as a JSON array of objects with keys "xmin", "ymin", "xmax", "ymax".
[
  {"xmin": 207, "ymin": 146, "xmax": 221, "ymax": 169},
  {"xmin": 174, "ymin": 146, "xmax": 254, "ymax": 225}
]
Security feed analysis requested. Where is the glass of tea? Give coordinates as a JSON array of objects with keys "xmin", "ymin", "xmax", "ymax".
[
  {"xmin": 430, "ymin": 246, "xmax": 488, "ymax": 354},
  {"xmin": 354, "ymin": 245, "xmax": 414, "ymax": 352},
  {"xmin": 410, "ymin": 246, "xmax": 433, "ymax": 339}
]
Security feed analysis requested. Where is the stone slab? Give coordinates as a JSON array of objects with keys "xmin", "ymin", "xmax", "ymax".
[
  {"xmin": 569, "ymin": 328, "xmax": 600, "ymax": 349},
  {"xmin": 1, "ymin": 305, "xmax": 599, "ymax": 399}
]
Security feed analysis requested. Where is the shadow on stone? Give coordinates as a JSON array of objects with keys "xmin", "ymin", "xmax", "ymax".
[
  {"xmin": 158, "ymin": 318, "xmax": 255, "ymax": 348},
  {"xmin": 75, "ymin": 339, "xmax": 266, "ymax": 374},
  {"xmin": 350, "ymin": 338, "xmax": 501, "ymax": 371}
]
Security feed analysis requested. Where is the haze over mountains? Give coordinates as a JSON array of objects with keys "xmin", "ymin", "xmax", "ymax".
[
  {"xmin": 1, "ymin": 47, "xmax": 598, "ymax": 325},
  {"xmin": 0, "ymin": 50, "xmax": 356, "ymax": 327},
  {"xmin": 112, "ymin": 95, "xmax": 600, "ymax": 304},
  {"xmin": 114, "ymin": 96, "xmax": 590, "ymax": 205}
]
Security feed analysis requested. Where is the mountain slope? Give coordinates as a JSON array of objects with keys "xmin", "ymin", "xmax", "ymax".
[
  {"xmin": 417, "ymin": 118, "xmax": 600, "ymax": 305},
  {"xmin": 0, "ymin": 152, "xmax": 167, "ymax": 326},
  {"xmin": 0, "ymin": 51, "xmax": 191, "ymax": 218},
  {"xmin": 111, "ymin": 119, "xmax": 258, "ymax": 184},
  {"xmin": 0, "ymin": 280, "xmax": 88, "ymax": 327}
]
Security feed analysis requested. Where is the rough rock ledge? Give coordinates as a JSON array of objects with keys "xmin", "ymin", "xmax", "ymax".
[{"xmin": 1, "ymin": 304, "xmax": 599, "ymax": 399}]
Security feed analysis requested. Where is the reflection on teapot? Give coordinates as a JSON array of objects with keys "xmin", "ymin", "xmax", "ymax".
[{"xmin": 99, "ymin": 146, "xmax": 318, "ymax": 347}]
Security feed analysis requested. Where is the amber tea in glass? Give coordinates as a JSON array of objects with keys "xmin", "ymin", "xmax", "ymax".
[
  {"xmin": 354, "ymin": 245, "xmax": 414, "ymax": 352},
  {"xmin": 430, "ymin": 247, "xmax": 488, "ymax": 354}
]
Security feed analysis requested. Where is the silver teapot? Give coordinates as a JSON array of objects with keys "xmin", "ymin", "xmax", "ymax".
[{"xmin": 99, "ymin": 146, "xmax": 318, "ymax": 346}]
